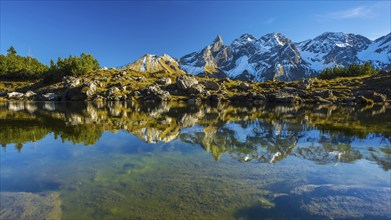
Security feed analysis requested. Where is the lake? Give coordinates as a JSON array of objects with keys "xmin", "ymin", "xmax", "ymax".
[{"xmin": 0, "ymin": 101, "xmax": 390, "ymax": 220}]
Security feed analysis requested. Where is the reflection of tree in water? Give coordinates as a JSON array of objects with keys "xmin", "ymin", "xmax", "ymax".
[{"xmin": 0, "ymin": 102, "xmax": 390, "ymax": 170}]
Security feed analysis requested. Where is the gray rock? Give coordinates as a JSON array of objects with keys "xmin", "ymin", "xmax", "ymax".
[
  {"xmin": 7, "ymin": 92, "xmax": 24, "ymax": 99},
  {"xmin": 188, "ymin": 84, "xmax": 205, "ymax": 94},
  {"xmin": 62, "ymin": 76, "xmax": 81, "ymax": 88},
  {"xmin": 312, "ymin": 90, "xmax": 335, "ymax": 100},
  {"xmin": 156, "ymin": 77, "xmax": 172, "ymax": 85},
  {"xmin": 134, "ymin": 76, "xmax": 147, "ymax": 82},
  {"xmin": 356, "ymin": 96, "xmax": 374, "ymax": 105},
  {"xmin": 298, "ymin": 78, "xmax": 313, "ymax": 90},
  {"xmin": 201, "ymin": 80, "xmax": 221, "ymax": 91},
  {"xmin": 355, "ymin": 90, "xmax": 387, "ymax": 103},
  {"xmin": 25, "ymin": 91, "xmax": 36, "ymax": 98},
  {"xmin": 207, "ymin": 94, "xmax": 222, "ymax": 102},
  {"xmin": 176, "ymin": 75, "xmax": 199, "ymax": 90},
  {"xmin": 236, "ymin": 82, "xmax": 252, "ymax": 91},
  {"xmin": 314, "ymin": 96, "xmax": 333, "ymax": 104},
  {"xmin": 142, "ymin": 85, "xmax": 170, "ymax": 101},
  {"xmin": 42, "ymin": 93, "xmax": 60, "ymax": 101},
  {"xmin": 268, "ymin": 91, "xmax": 301, "ymax": 103},
  {"xmin": 83, "ymin": 82, "xmax": 97, "ymax": 97},
  {"xmin": 108, "ymin": 87, "xmax": 120, "ymax": 96}
]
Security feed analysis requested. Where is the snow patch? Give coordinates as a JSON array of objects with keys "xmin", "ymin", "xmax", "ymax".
[{"xmin": 226, "ymin": 56, "xmax": 256, "ymax": 78}]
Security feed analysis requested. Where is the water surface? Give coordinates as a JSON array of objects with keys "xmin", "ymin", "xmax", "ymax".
[{"xmin": 1, "ymin": 102, "xmax": 390, "ymax": 219}]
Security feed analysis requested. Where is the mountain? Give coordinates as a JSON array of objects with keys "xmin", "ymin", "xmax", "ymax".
[
  {"xmin": 180, "ymin": 32, "xmax": 391, "ymax": 81},
  {"xmin": 121, "ymin": 54, "xmax": 185, "ymax": 74}
]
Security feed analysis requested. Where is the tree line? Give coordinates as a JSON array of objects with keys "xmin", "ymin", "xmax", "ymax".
[
  {"xmin": 317, "ymin": 62, "xmax": 379, "ymax": 79},
  {"xmin": 0, "ymin": 46, "xmax": 100, "ymax": 80}
]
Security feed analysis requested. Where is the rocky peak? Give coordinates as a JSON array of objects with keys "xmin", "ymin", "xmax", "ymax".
[
  {"xmin": 260, "ymin": 32, "xmax": 290, "ymax": 47},
  {"xmin": 211, "ymin": 35, "xmax": 224, "ymax": 52},
  {"xmin": 123, "ymin": 54, "xmax": 183, "ymax": 74},
  {"xmin": 232, "ymin": 34, "xmax": 257, "ymax": 47}
]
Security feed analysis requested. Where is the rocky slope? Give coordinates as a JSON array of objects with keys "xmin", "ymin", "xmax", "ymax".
[
  {"xmin": 180, "ymin": 32, "xmax": 391, "ymax": 81},
  {"xmin": 121, "ymin": 54, "xmax": 185, "ymax": 74},
  {"xmin": 1, "ymin": 65, "xmax": 390, "ymax": 107}
]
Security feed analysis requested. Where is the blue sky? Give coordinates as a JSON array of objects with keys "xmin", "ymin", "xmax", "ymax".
[{"xmin": 1, "ymin": 1, "xmax": 390, "ymax": 67}]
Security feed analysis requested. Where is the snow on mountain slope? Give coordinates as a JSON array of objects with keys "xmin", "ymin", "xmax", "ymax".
[
  {"xmin": 180, "ymin": 32, "xmax": 390, "ymax": 81},
  {"xmin": 357, "ymin": 33, "xmax": 391, "ymax": 69}
]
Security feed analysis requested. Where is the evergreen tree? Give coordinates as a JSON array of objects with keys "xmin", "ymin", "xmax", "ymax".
[{"xmin": 7, "ymin": 46, "xmax": 17, "ymax": 55}]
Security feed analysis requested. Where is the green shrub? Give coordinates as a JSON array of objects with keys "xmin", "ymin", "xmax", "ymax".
[
  {"xmin": 318, "ymin": 62, "xmax": 379, "ymax": 80},
  {"xmin": 0, "ymin": 46, "xmax": 48, "ymax": 79},
  {"xmin": 44, "ymin": 52, "xmax": 100, "ymax": 83}
]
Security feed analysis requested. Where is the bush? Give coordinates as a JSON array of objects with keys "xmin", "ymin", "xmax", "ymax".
[
  {"xmin": 44, "ymin": 53, "xmax": 100, "ymax": 83},
  {"xmin": 318, "ymin": 62, "xmax": 379, "ymax": 80},
  {"xmin": 0, "ymin": 46, "xmax": 48, "ymax": 79}
]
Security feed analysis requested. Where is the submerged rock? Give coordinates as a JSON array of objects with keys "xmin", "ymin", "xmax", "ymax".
[
  {"xmin": 290, "ymin": 184, "xmax": 391, "ymax": 219},
  {"xmin": 0, "ymin": 191, "xmax": 62, "ymax": 220}
]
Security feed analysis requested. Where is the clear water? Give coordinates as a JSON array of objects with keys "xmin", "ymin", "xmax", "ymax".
[{"xmin": 0, "ymin": 101, "xmax": 390, "ymax": 220}]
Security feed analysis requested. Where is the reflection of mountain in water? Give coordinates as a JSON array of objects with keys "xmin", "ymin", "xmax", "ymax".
[{"xmin": 0, "ymin": 102, "xmax": 390, "ymax": 169}]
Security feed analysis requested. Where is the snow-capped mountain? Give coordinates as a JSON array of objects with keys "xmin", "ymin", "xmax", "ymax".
[
  {"xmin": 122, "ymin": 54, "xmax": 184, "ymax": 74},
  {"xmin": 180, "ymin": 32, "xmax": 391, "ymax": 81}
]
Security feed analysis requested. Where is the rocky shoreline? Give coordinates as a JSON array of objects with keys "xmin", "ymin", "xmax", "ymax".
[{"xmin": 1, "ymin": 70, "xmax": 390, "ymax": 106}]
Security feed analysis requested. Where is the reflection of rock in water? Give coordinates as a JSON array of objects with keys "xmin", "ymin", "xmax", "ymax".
[
  {"xmin": 290, "ymin": 184, "xmax": 391, "ymax": 219},
  {"xmin": 0, "ymin": 192, "xmax": 62, "ymax": 220}
]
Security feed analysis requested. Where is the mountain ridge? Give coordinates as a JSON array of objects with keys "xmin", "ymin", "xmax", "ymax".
[{"xmin": 178, "ymin": 32, "xmax": 390, "ymax": 81}]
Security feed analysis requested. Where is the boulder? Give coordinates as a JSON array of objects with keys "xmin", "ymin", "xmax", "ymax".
[
  {"xmin": 187, "ymin": 95, "xmax": 201, "ymax": 105},
  {"xmin": 236, "ymin": 82, "xmax": 252, "ymax": 91},
  {"xmin": 156, "ymin": 77, "xmax": 172, "ymax": 85},
  {"xmin": 62, "ymin": 76, "xmax": 81, "ymax": 88},
  {"xmin": 314, "ymin": 96, "xmax": 333, "ymax": 104},
  {"xmin": 354, "ymin": 90, "xmax": 386, "ymax": 103},
  {"xmin": 201, "ymin": 80, "xmax": 221, "ymax": 91},
  {"xmin": 25, "ymin": 91, "xmax": 36, "ymax": 98},
  {"xmin": 356, "ymin": 96, "xmax": 374, "ymax": 105},
  {"xmin": 176, "ymin": 75, "xmax": 199, "ymax": 90},
  {"xmin": 42, "ymin": 92, "xmax": 60, "ymax": 101},
  {"xmin": 134, "ymin": 76, "xmax": 146, "ymax": 82},
  {"xmin": 188, "ymin": 84, "xmax": 205, "ymax": 94},
  {"xmin": 207, "ymin": 94, "xmax": 223, "ymax": 103},
  {"xmin": 268, "ymin": 91, "xmax": 301, "ymax": 103},
  {"xmin": 42, "ymin": 93, "xmax": 60, "ymax": 101},
  {"xmin": 229, "ymin": 94, "xmax": 248, "ymax": 103},
  {"xmin": 312, "ymin": 90, "xmax": 334, "ymax": 99},
  {"xmin": 83, "ymin": 82, "xmax": 97, "ymax": 97},
  {"xmin": 108, "ymin": 87, "xmax": 120, "ymax": 96},
  {"xmin": 7, "ymin": 92, "xmax": 24, "ymax": 99},
  {"xmin": 142, "ymin": 85, "xmax": 170, "ymax": 101},
  {"xmin": 298, "ymin": 78, "xmax": 313, "ymax": 90}
]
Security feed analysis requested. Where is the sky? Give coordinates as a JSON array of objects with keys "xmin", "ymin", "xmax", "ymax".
[{"xmin": 1, "ymin": 1, "xmax": 390, "ymax": 67}]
